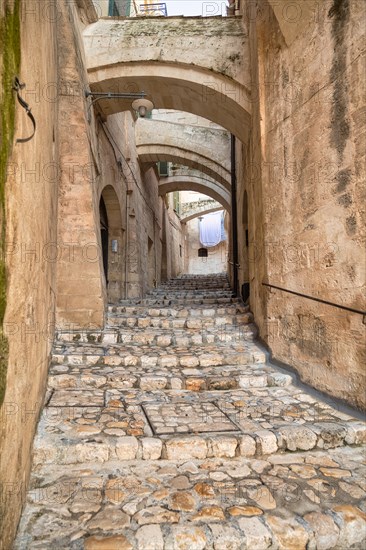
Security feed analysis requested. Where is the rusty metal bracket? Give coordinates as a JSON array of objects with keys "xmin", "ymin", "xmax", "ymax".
[{"xmin": 13, "ymin": 77, "xmax": 36, "ymax": 143}]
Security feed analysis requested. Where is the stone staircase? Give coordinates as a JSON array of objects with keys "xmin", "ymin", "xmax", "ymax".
[{"xmin": 15, "ymin": 275, "xmax": 366, "ymax": 549}]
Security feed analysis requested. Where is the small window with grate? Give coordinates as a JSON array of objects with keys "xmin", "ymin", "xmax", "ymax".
[{"xmin": 198, "ymin": 248, "xmax": 208, "ymax": 258}]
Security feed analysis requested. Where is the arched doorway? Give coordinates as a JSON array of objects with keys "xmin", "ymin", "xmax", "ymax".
[
  {"xmin": 100, "ymin": 185, "xmax": 124, "ymax": 302},
  {"xmin": 241, "ymin": 190, "xmax": 250, "ymax": 302},
  {"xmin": 99, "ymin": 196, "xmax": 109, "ymax": 284}
]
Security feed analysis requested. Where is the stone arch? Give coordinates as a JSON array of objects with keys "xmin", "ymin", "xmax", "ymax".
[
  {"xmin": 100, "ymin": 185, "xmax": 124, "ymax": 302},
  {"xmin": 84, "ymin": 17, "xmax": 251, "ymax": 142},
  {"xmin": 87, "ymin": 66, "xmax": 251, "ymax": 143},
  {"xmin": 135, "ymin": 118, "xmax": 231, "ymax": 187},
  {"xmin": 158, "ymin": 176, "xmax": 231, "ymax": 212},
  {"xmin": 181, "ymin": 206, "xmax": 224, "ymax": 224},
  {"xmin": 137, "ymin": 144, "xmax": 231, "ymax": 188}
]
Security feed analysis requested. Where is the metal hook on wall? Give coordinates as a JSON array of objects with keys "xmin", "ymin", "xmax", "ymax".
[{"xmin": 13, "ymin": 77, "xmax": 36, "ymax": 143}]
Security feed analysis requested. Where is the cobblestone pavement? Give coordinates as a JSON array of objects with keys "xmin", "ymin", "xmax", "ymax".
[{"xmin": 15, "ymin": 275, "xmax": 366, "ymax": 549}]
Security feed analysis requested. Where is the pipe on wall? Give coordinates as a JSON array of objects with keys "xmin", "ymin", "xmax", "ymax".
[{"xmin": 231, "ymin": 134, "xmax": 239, "ymax": 296}]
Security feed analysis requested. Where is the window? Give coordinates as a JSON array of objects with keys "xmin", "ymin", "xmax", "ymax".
[
  {"xmin": 108, "ymin": 0, "xmax": 131, "ymax": 16},
  {"xmin": 158, "ymin": 161, "xmax": 169, "ymax": 177},
  {"xmin": 198, "ymin": 248, "xmax": 208, "ymax": 258}
]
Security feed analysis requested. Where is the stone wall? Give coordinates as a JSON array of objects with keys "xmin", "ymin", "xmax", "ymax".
[
  {"xmin": 55, "ymin": 2, "xmax": 167, "ymax": 326},
  {"xmin": 98, "ymin": 111, "xmax": 165, "ymax": 299},
  {"xmin": 238, "ymin": 0, "xmax": 366, "ymax": 410},
  {"xmin": 0, "ymin": 0, "xmax": 59, "ymax": 546},
  {"xmin": 0, "ymin": 3, "xmax": 181, "ymax": 547},
  {"xmin": 184, "ymin": 219, "xmax": 228, "ymax": 276}
]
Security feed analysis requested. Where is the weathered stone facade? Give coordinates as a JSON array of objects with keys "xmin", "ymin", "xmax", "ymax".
[{"xmin": 236, "ymin": 0, "xmax": 366, "ymax": 410}]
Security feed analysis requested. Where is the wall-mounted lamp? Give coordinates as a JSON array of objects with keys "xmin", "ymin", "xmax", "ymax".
[
  {"xmin": 111, "ymin": 239, "xmax": 118, "ymax": 253},
  {"xmin": 85, "ymin": 90, "xmax": 154, "ymax": 122},
  {"xmin": 132, "ymin": 98, "xmax": 154, "ymax": 118}
]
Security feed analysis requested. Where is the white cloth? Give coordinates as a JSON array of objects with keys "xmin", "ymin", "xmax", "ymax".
[{"xmin": 199, "ymin": 211, "xmax": 226, "ymax": 247}]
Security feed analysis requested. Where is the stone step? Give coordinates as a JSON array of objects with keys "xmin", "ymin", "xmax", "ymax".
[
  {"xmin": 107, "ymin": 303, "xmax": 249, "ymax": 317},
  {"xmin": 52, "ymin": 343, "xmax": 266, "ymax": 368},
  {"xmin": 33, "ymin": 387, "xmax": 366, "ymax": 466},
  {"xmin": 49, "ymin": 363, "xmax": 292, "ymax": 392},
  {"xmin": 156, "ymin": 286, "xmax": 232, "ymax": 291},
  {"xmin": 15, "ymin": 448, "xmax": 366, "ymax": 550},
  {"xmin": 143, "ymin": 292, "xmax": 237, "ymax": 297},
  {"xmin": 106, "ymin": 311, "xmax": 253, "ymax": 329},
  {"xmin": 54, "ymin": 324, "xmax": 257, "ymax": 346},
  {"xmin": 117, "ymin": 296, "xmax": 241, "ymax": 306}
]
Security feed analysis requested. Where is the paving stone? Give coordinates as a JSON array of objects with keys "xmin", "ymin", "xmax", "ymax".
[
  {"xmin": 170, "ymin": 526, "xmax": 207, "ymax": 550},
  {"xmin": 192, "ymin": 505, "xmax": 226, "ymax": 522},
  {"xmin": 345, "ymin": 422, "xmax": 366, "ymax": 445},
  {"xmin": 247, "ymin": 485, "xmax": 276, "ymax": 510},
  {"xmin": 278, "ymin": 426, "xmax": 317, "ymax": 451},
  {"xmin": 228, "ymin": 506, "xmax": 263, "ymax": 516},
  {"xmin": 333, "ymin": 505, "xmax": 366, "ymax": 548},
  {"xmin": 209, "ymin": 524, "xmax": 244, "ymax": 549},
  {"xmin": 194, "ymin": 482, "xmax": 216, "ymax": 499},
  {"xmin": 135, "ymin": 525, "xmax": 164, "ymax": 549},
  {"xmin": 238, "ymin": 516, "xmax": 272, "ymax": 549},
  {"xmin": 64, "ymin": 443, "xmax": 110, "ymax": 464},
  {"xmin": 87, "ymin": 507, "xmax": 130, "ymax": 530},
  {"xmin": 165, "ymin": 437, "xmax": 208, "ymax": 460},
  {"xmin": 266, "ymin": 515, "xmax": 309, "ymax": 549},
  {"xmin": 239, "ymin": 434, "xmax": 256, "ymax": 456},
  {"xmin": 170, "ymin": 475, "xmax": 191, "ymax": 489},
  {"xmin": 303, "ymin": 512, "xmax": 340, "ymax": 549},
  {"xmin": 209, "ymin": 436, "xmax": 238, "ymax": 458},
  {"xmin": 319, "ymin": 467, "xmax": 352, "ymax": 478},
  {"xmin": 84, "ymin": 535, "xmax": 133, "ymax": 550},
  {"xmin": 255, "ymin": 429, "xmax": 278, "ymax": 454},
  {"xmin": 289, "ymin": 463, "xmax": 317, "ymax": 478},
  {"xmin": 115, "ymin": 437, "xmax": 139, "ymax": 460},
  {"xmin": 169, "ymin": 491, "xmax": 196, "ymax": 511},
  {"xmin": 142, "ymin": 438, "xmax": 163, "ymax": 460},
  {"xmin": 134, "ymin": 506, "xmax": 180, "ymax": 525}
]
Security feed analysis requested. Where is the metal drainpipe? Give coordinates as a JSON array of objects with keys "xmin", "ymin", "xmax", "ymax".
[
  {"xmin": 231, "ymin": 134, "xmax": 239, "ymax": 296},
  {"xmin": 125, "ymin": 189, "xmax": 130, "ymax": 299}
]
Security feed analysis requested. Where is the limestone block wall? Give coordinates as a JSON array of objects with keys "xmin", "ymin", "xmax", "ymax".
[
  {"xmin": 184, "ymin": 211, "xmax": 228, "ymax": 275},
  {"xmin": 0, "ymin": 1, "xmax": 59, "ymax": 547},
  {"xmin": 55, "ymin": 0, "xmax": 105, "ymax": 328},
  {"xmin": 239, "ymin": 0, "xmax": 366, "ymax": 410},
  {"xmin": 99, "ymin": 111, "xmax": 164, "ymax": 299},
  {"xmin": 84, "ymin": 16, "xmax": 251, "ymax": 143},
  {"xmin": 160, "ymin": 193, "xmax": 185, "ymax": 281},
  {"xmin": 84, "ymin": 16, "xmax": 250, "ymax": 89},
  {"xmin": 55, "ymin": 0, "xmax": 166, "ymax": 324},
  {"xmin": 135, "ymin": 118, "xmax": 231, "ymax": 182},
  {"xmin": 184, "ymin": 217, "xmax": 228, "ymax": 275},
  {"xmin": 151, "ymin": 109, "xmax": 225, "ymax": 130}
]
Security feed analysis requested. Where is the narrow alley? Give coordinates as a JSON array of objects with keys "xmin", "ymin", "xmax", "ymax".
[{"xmin": 15, "ymin": 275, "xmax": 366, "ymax": 549}]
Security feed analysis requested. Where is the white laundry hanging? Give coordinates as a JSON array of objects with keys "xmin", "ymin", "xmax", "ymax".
[{"xmin": 199, "ymin": 211, "xmax": 226, "ymax": 247}]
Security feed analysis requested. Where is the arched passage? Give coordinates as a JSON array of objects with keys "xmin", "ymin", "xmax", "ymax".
[
  {"xmin": 84, "ymin": 16, "xmax": 251, "ymax": 141},
  {"xmin": 135, "ymin": 118, "xmax": 231, "ymax": 187},
  {"xmin": 137, "ymin": 144, "xmax": 231, "ymax": 188},
  {"xmin": 100, "ymin": 185, "xmax": 124, "ymax": 302},
  {"xmin": 181, "ymin": 206, "xmax": 224, "ymax": 224},
  {"xmin": 87, "ymin": 68, "xmax": 251, "ymax": 144},
  {"xmin": 159, "ymin": 176, "xmax": 231, "ymax": 212}
]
